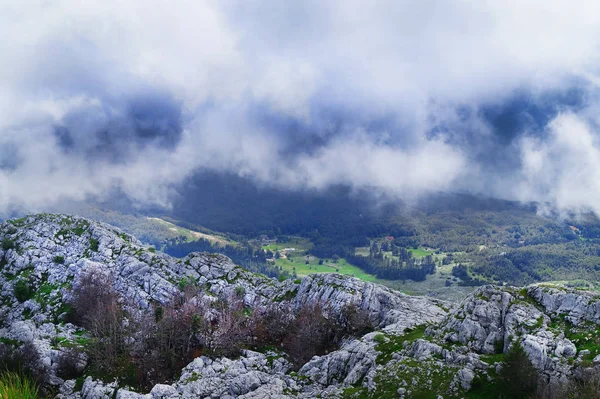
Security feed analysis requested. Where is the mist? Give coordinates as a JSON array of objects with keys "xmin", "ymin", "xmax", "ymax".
[{"xmin": 2, "ymin": 1, "xmax": 600, "ymax": 215}]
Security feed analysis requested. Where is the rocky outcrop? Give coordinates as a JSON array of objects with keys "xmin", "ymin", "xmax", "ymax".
[
  {"xmin": 528, "ymin": 285, "xmax": 600, "ymax": 324},
  {"xmin": 4, "ymin": 215, "xmax": 600, "ymax": 398},
  {"xmin": 0, "ymin": 214, "xmax": 451, "ymax": 398}
]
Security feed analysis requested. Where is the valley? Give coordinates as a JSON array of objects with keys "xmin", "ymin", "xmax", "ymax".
[{"xmin": 57, "ymin": 202, "xmax": 600, "ymax": 303}]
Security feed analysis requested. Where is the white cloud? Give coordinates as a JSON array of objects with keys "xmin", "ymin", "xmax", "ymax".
[
  {"xmin": 518, "ymin": 113, "xmax": 600, "ymax": 214},
  {"xmin": 1, "ymin": 0, "xmax": 600, "ymax": 212}
]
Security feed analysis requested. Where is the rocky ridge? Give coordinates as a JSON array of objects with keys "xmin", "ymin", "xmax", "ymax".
[{"xmin": 1, "ymin": 214, "xmax": 600, "ymax": 398}]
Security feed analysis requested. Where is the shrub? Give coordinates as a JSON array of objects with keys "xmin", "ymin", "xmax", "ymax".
[
  {"xmin": 563, "ymin": 368, "xmax": 600, "ymax": 399},
  {"xmin": 154, "ymin": 306, "xmax": 164, "ymax": 322},
  {"xmin": 54, "ymin": 348, "xmax": 83, "ymax": 381},
  {"xmin": 283, "ymin": 303, "xmax": 338, "ymax": 368},
  {"xmin": 68, "ymin": 270, "xmax": 131, "ymax": 381},
  {"xmin": 338, "ymin": 303, "xmax": 374, "ymax": 339},
  {"xmin": 14, "ymin": 280, "xmax": 32, "ymax": 303},
  {"xmin": 1, "ymin": 238, "xmax": 15, "ymax": 251},
  {"xmin": 53, "ymin": 255, "xmax": 65, "ymax": 264},
  {"xmin": 234, "ymin": 285, "xmax": 246, "ymax": 298},
  {"xmin": 209, "ymin": 297, "xmax": 250, "ymax": 358},
  {"xmin": 136, "ymin": 291, "xmax": 211, "ymax": 386},
  {"xmin": 89, "ymin": 238, "xmax": 99, "ymax": 252},
  {"xmin": 250, "ymin": 304, "xmax": 295, "ymax": 349},
  {"xmin": 0, "ymin": 342, "xmax": 47, "ymax": 388},
  {"xmin": 0, "ymin": 372, "xmax": 39, "ymax": 399},
  {"xmin": 373, "ymin": 333, "xmax": 386, "ymax": 344}
]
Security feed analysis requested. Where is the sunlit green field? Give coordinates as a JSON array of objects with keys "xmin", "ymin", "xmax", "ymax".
[
  {"xmin": 148, "ymin": 217, "xmax": 236, "ymax": 247},
  {"xmin": 274, "ymin": 256, "xmax": 380, "ymax": 282},
  {"xmin": 265, "ymin": 239, "xmax": 461, "ymax": 297},
  {"xmin": 262, "ymin": 237, "xmax": 312, "ymax": 252},
  {"xmin": 409, "ymin": 247, "xmax": 433, "ymax": 257}
]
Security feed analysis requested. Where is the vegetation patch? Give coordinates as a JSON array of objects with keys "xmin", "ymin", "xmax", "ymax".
[
  {"xmin": 375, "ymin": 325, "xmax": 427, "ymax": 364},
  {"xmin": 564, "ymin": 320, "xmax": 600, "ymax": 363},
  {"xmin": 480, "ymin": 353, "xmax": 505, "ymax": 364},
  {"xmin": 14, "ymin": 279, "xmax": 33, "ymax": 303},
  {"xmin": 343, "ymin": 358, "xmax": 458, "ymax": 399},
  {"xmin": 1, "ymin": 238, "xmax": 16, "ymax": 251},
  {"xmin": 0, "ymin": 337, "xmax": 22, "ymax": 346},
  {"xmin": 89, "ymin": 238, "xmax": 99, "ymax": 252},
  {"xmin": 8, "ymin": 217, "xmax": 27, "ymax": 227},
  {"xmin": 0, "ymin": 371, "xmax": 39, "ymax": 399},
  {"xmin": 273, "ymin": 288, "xmax": 298, "ymax": 302}
]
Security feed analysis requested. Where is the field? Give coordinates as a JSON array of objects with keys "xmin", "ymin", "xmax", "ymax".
[
  {"xmin": 267, "ymin": 238, "xmax": 380, "ymax": 282},
  {"xmin": 409, "ymin": 247, "xmax": 433, "ymax": 257},
  {"xmin": 267, "ymin": 239, "xmax": 457, "ymax": 293},
  {"xmin": 275, "ymin": 248, "xmax": 475, "ymax": 300},
  {"xmin": 147, "ymin": 217, "xmax": 236, "ymax": 247},
  {"xmin": 275, "ymin": 256, "xmax": 380, "ymax": 282},
  {"xmin": 262, "ymin": 237, "xmax": 312, "ymax": 252}
]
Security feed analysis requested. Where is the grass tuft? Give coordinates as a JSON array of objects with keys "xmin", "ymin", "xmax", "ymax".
[{"xmin": 0, "ymin": 371, "xmax": 39, "ymax": 399}]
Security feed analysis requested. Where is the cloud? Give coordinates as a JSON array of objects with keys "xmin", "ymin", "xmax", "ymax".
[
  {"xmin": 1, "ymin": 0, "xmax": 600, "ymax": 214},
  {"xmin": 517, "ymin": 113, "xmax": 600, "ymax": 214}
]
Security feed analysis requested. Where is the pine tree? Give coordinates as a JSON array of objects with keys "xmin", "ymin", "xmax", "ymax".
[{"xmin": 499, "ymin": 341, "xmax": 538, "ymax": 399}]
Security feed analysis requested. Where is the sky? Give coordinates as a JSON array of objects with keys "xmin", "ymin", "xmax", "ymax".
[{"xmin": 2, "ymin": 0, "xmax": 600, "ymax": 215}]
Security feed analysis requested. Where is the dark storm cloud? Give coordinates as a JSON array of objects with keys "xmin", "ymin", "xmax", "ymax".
[
  {"xmin": 2, "ymin": 0, "xmax": 600, "ymax": 214},
  {"xmin": 52, "ymin": 91, "xmax": 182, "ymax": 162}
]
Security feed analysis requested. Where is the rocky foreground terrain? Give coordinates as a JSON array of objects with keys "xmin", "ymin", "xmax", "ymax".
[{"xmin": 2, "ymin": 215, "xmax": 600, "ymax": 398}]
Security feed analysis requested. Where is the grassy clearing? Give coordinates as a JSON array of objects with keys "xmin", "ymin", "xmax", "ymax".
[
  {"xmin": 262, "ymin": 238, "xmax": 312, "ymax": 252},
  {"xmin": 564, "ymin": 321, "xmax": 600, "ymax": 364},
  {"xmin": 147, "ymin": 217, "xmax": 235, "ymax": 247},
  {"xmin": 273, "ymin": 240, "xmax": 472, "ymax": 300},
  {"xmin": 268, "ymin": 238, "xmax": 380, "ymax": 282},
  {"xmin": 381, "ymin": 261, "xmax": 476, "ymax": 302},
  {"xmin": 0, "ymin": 372, "xmax": 39, "ymax": 399},
  {"xmin": 409, "ymin": 247, "xmax": 433, "ymax": 257},
  {"xmin": 275, "ymin": 257, "xmax": 380, "ymax": 282},
  {"xmin": 342, "ymin": 356, "xmax": 458, "ymax": 399}
]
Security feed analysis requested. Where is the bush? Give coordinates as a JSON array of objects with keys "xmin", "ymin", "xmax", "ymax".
[
  {"xmin": 234, "ymin": 285, "xmax": 246, "ymax": 298},
  {"xmin": 89, "ymin": 238, "xmax": 99, "ymax": 252},
  {"xmin": 563, "ymin": 368, "xmax": 600, "ymax": 399},
  {"xmin": 54, "ymin": 348, "xmax": 83, "ymax": 381},
  {"xmin": 373, "ymin": 333, "xmax": 386, "ymax": 344},
  {"xmin": 136, "ymin": 291, "xmax": 211, "ymax": 386},
  {"xmin": 339, "ymin": 303, "xmax": 374, "ymax": 338},
  {"xmin": 0, "ymin": 372, "xmax": 39, "ymax": 399},
  {"xmin": 283, "ymin": 303, "xmax": 338, "ymax": 367},
  {"xmin": 154, "ymin": 306, "xmax": 164, "ymax": 322},
  {"xmin": 0, "ymin": 342, "xmax": 47, "ymax": 388},
  {"xmin": 1, "ymin": 238, "xmax": 15, "ymax": 251},
  {"xmin": 250, "ymin": 304, "xmax": 295, "ymax": 349},
  {"xmin": 14, "ymin": 280, "xmax": 32, "ymax": 303},
  {"xmin": 209, "ymin": 297, "xmax": 250, "ymax": 358},
  {"xmin": 53, "ymin": 255, "xmax": 65, "ymax": 264},
  {"xmin": 68, "ymin": 270, "xmax": 131, "ymax": 382}
]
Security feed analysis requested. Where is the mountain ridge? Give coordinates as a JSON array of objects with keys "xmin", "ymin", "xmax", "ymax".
[{"xmin": 1, "ymin": 214, "xmax": 600, "ymax": 398}]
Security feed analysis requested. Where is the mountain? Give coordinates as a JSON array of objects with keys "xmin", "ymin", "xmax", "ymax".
[{"xmin": 2, "ymin": 215, "xmax": 600, "ymax": 398}]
